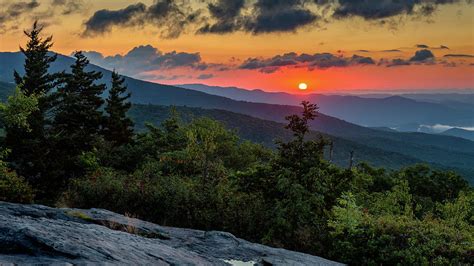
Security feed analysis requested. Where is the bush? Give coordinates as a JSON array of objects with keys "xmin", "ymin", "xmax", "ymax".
[
  {"xmin": 328, "ymin": 188, "xmax": 474, "ymax": 265},
  {"xmin": 0, "ymin": 167, "xmax": 34, "ymax": 203},
  {"xmin": 329, "ymin": 213, "xmax": 473, "ymax": 265}
]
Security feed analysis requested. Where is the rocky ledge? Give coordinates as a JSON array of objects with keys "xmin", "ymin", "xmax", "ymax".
[{"xmin": 0, "ymin": 201, "xmax": 341, "ymax": 265}]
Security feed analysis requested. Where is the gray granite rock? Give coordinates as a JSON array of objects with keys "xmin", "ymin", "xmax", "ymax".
[{"xmin": 0, "ymin": 201, "xmax": 342, "ymax": 265}]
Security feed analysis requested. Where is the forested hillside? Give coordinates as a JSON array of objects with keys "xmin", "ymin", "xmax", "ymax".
[
  {"xmin": 2, "ymin": 56, "xmax": 474, "ymax": 182},
  {"xmin": 130, "ymin": 104, "xmax": 423, "ymax": 169}
]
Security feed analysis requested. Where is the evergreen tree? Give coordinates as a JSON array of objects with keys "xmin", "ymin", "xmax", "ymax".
[
  {"xmin": 52, "ymin": 51, "xmax": 106, "ymax": 181},
  {"xmin": 103, "ymin": 71, "xmax": 134, "ymax": 145},
  {"xmin": 14, "ymin": 21, "xmax": 57, "ymax": 96},
  {"xmin": 277, "ymin": 101, "xmax": 328, "ymax": 172},
  {"xmin": 6, "ymin": 21, "xmax": 57, "ymax": 182}
]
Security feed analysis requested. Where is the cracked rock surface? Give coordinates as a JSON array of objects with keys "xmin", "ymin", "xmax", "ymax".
[{"xmin": 0, "ymin": 201, "xmax": 342, "ymax": 265}]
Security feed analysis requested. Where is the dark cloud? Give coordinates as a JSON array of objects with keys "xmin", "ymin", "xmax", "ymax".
[
  {"xmin": 386, "ymin": 58, "xmax": 411, "ymax": 67},
  {"xmin": 240, "ymin": 52, "xmax": 299, "ymax": 71},
  {"xmin": 330, "ymin": 0, "xmax": 469, "ymax": 20},
  {"xmin": 198, "ymin": 0, "xmax": 245, "ymax": 34},
  {"xmin": 197, "ymin": 74, "xmax": 215, "ymax": 79},
  {"xmin": 82, "ymin": 0, "xmax": 198, "ymax": 38},
  {"xmin": 0, "ymin": 0, "xmax": 87, "ymax": 33},
  {"xmin": 410, "ymin": 49, "xmax": 435, "ymax": 62},
  {"xmin": 82, "ymin": 3, "xmax": 147, "ymax": 36},
  {"xmin": 0, "ymin": 0, "xmax": 40, "ymax": 26},
  {"xmin": 416, "ymin": 44, "xmax": 429, "ymax": 48},
  {"xmin": 333, "ymin": 0, "xmax": 417, "ymax": 19},
  {"xmin": 83, "ymin": 45, "xmax": 207, "ymax": 76},
  {"xmin": 356, "ymin": 50, "xmax": 370, "ymax": 52},
  {"xmin": 381, "ymin": 49, "xmax": 471, "ymax": 67},
  {"xmin": 198, "ymin": 0, "xmax": 319, "ymax": 34},
  {"xmin": 6, "ymin": 0, "xmax": 40, "ymax": 19},
  {"xmin": 80, "ymin": 0, "xmax": 471, "ymax": 37},
  {"xmin": 443, "ymin": 54, "xmax": 474, "ymax": 58},
  {"xmin": 239, "ymin": 58, "xmax": 266, "ymax": 70},
  {"xmin": 439, "ymin": 45, "xmax": 450, "ymax": 49},
  {"xmin": 380, "ymin": 48, "xmax": 441, "ymax": 67},
  {"xmin": 244, "ymin": 0, "xmax": 319, "ymax": 33},
  {"xmin": 52, "ymin": 0, "xmax": 66, "ymax": 5},
  {"xmin": 240, "ymin": 52, "xmax": 375, "ymax": 73},
  {"xmin": 308, "ymin": 53, "xmax": 349, "ymax": 68},
  {"xmin": 381, "ymin": 49, "xmax": 402, "ymax": 52},
  {"xmin": 302, "ymin": 53, "xmax": 375, "ymax": 69},
  {"xmin": 146, "ymin": 0, "xmax": 200, "ymax": 38},
  {"xmin": 241, "ymin": 0, "xmax": 472, "ymax": 33},
  {"xmin": 351, "ymin": 54, "xmax": 376, "ymax": 64},
  {"xmin": 0, "ymin": 1, "xmax": 42, "ymax": 34}
]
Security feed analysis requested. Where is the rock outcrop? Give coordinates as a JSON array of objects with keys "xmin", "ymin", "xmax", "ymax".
[{"xmin": 0, "ymin": 201, "xmax": 341, "ymax": 265}]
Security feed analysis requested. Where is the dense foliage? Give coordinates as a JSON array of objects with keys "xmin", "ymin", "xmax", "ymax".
[
  {"xmin": 62, "ymin": 107, "xmax": 473, "ymax": 264},
  {"xmin": 0, "ymin": 23, "xmax": 472, "ymax": 264}
]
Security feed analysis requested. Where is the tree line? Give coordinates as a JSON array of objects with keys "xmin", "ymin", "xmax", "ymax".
[{"xmin": 3, "ymin": 22, "xmax": 134, "ymax": 201}]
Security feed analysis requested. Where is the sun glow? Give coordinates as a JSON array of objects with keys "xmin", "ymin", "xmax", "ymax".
[{"xmin": 298, "ymin": 83, "xmax": 308, "ymax": 90}]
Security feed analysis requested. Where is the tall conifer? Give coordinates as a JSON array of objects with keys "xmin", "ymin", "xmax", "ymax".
[
  {"xmin": 104, "ymin": 71, "xmax": 134, "ymax": 145},
  {"xmin": 50, "ymin": 51, "xmax": 106, "ymax": 191},
  {"xmin": 6, "ymin": 21, "xmax": 57, "ymax": 182},
  {"xmin": 53, "ymin": 51, "xmax": 106, "ymax": 152}
]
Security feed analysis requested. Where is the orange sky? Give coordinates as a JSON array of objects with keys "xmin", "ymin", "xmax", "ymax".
[
  {"xmin": 159, "ymin": 65, "xmax": 474, "ymax": 94},
  {"xmin": 0, "ymin": 0, "xmax": 473, "ymax": 93}
]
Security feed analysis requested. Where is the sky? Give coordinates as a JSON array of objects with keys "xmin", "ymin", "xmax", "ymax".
[{"xmin": 0, "ymin": 0, "xmax": 473, "ymax": 94}]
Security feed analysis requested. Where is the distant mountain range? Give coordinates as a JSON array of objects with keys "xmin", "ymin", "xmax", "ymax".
[
  {"xmin": 1, "ymin": 51, "xmax": 473, "ymax": 182},
  {"xmin": 129, "ymin": 104, "xmax": 474, "ymax": 182},
  {"xmin": 441, "ymin": 128, "xmax": 474, "ymax": 141},
  {"xmin": 178, "ymin": 84, "xmax": 474, "ymax": 131}
]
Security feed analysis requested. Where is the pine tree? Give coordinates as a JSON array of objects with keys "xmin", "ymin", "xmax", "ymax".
[
  {"xmin": 6, "ymin": 21, "xmax": 57, "ymax": 182},
  {"xmin": 103, "ymin": 71, "xmax": 134, "ymax": 145},
  {"xmin": 49, "ymin": 51, "xmax": 106, "ymax": 190},
  {"xmin": 14, "ymin": 21, "xmax": 57, "ymax": 96},
  {"xmin": 53, "ymin": 51, "xmax": 106, "ymax": 151}
]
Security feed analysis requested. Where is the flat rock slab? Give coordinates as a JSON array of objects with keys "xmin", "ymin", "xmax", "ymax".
[{"xmin": 0, "ymin": 201, "xmax": 342, "ymax": 265}]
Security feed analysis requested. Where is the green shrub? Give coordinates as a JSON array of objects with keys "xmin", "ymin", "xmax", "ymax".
[
  {"xmin": 0, "ymin": 167, "xmax": 34, "ymax": 203},
  {"xmin": 329, "ymin": 188, "xmax": 474, "ymax": 265}
]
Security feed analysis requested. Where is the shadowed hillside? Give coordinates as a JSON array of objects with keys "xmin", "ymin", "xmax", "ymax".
[
  {"xmin": 1, "ymin": 52, "xmax": 473, "ymax": 182},
  {"xmin": 129, "ymin": 104, "xmax": 424, "ymax": 170},
  {"xmin": 441, "ymin": 128, "xmax": 474, "ymax": 141}
]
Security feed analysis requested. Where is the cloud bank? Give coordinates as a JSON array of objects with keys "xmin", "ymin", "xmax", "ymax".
[
  {"xmin": 82, "ymin": 44, "xmax": 472, "ymax": 80},
  {"xmin": 83, "ymin": 45, "xmax": 209, "ymax": 76},
  {"xmin": 239, "ymin": 52, "xmax": 375, "ymax": 73},
  {"xmin": 80, "ymin": 0, "xmax": 473, "ymax": 38},
  {"xmin": 83, "ymin": 0, "xmax": 199, "ymax": 38}
]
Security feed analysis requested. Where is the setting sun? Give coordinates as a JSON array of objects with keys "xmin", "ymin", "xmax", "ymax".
[{"xmin": 298, "ymin": 83, "xmax": 308, "ymax": 90}]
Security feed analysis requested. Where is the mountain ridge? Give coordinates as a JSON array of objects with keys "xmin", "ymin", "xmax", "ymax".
[
  {"xmin": 178, "ymin": 83, "xmax": 474, "ymax": 129},
  {"xmin": 1, "ymin": 51, "xmax": 473, "ymax": 182}
]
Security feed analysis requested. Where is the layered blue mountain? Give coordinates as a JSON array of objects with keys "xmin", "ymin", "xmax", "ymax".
[
  {"xmin": 179, "ymin": 84, "xmax": 474, "ymax": 130},
  {"xmin": 441, "ymin": 128, "xmax": 474, "ymax": 141},
  {"xmin": 1, "ymin": 51, "xmax": 473, "ymax": 182}
]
